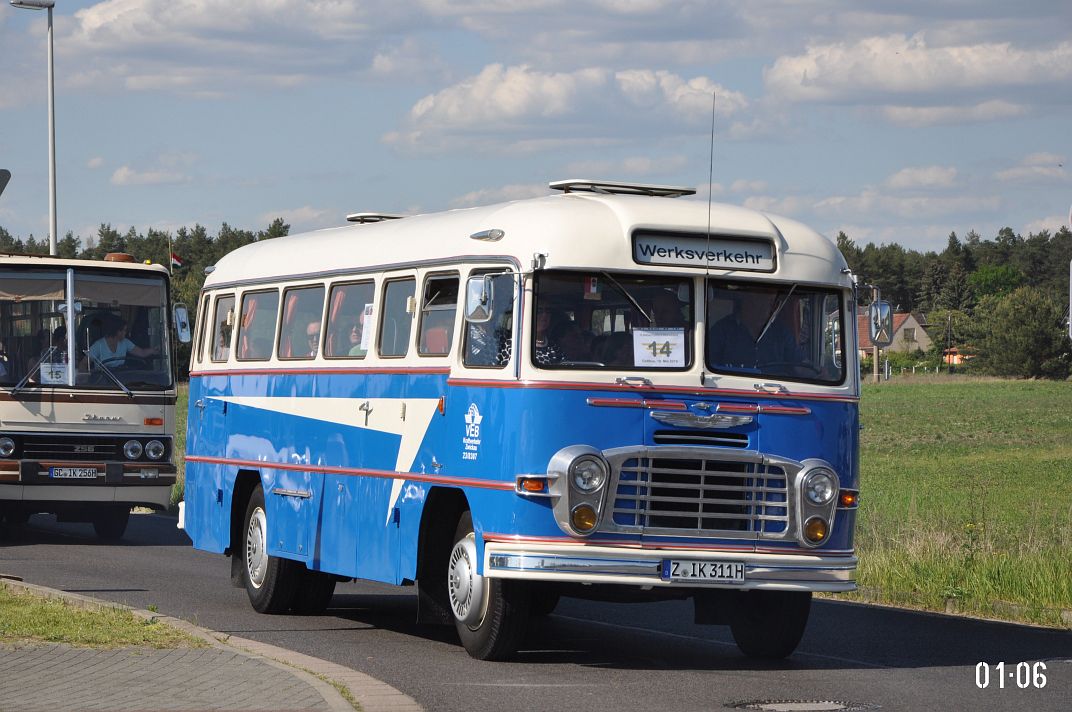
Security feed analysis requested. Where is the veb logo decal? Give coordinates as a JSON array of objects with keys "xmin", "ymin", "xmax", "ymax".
[{"xmin": 462, "ymin": 403, "xmax": 483, "ymax": 461}]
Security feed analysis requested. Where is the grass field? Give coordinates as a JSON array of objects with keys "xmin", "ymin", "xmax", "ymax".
[
  {"xmin": 169, "ymin": 378, "xmax": 1072, "ymax": 627},
  {"xmin": 841, "ymin": 377, "xmax": 1072, "ymax": 627}
]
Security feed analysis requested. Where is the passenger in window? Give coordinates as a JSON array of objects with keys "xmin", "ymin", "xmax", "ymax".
[
  {"xmin": 348, "ymin": 316, "xmax": 367, "ymax": 357},
  {"xmin": 82, "ymin": 317, "xmax": 159, "ymax": 368},
  {"xmin": 708, "ymin": 293, "xmax": 799, "ymax": 370},
  {"xmin": 651, "ymin": 291, "xmax": 687, "ymax": 328},
  {"xmin": 306, "ymin": 320, "xmax": 321, "ymax": 358},
  {"xmin": 543, "ymin": 320, "xmax": 588, "ymax": 364}
]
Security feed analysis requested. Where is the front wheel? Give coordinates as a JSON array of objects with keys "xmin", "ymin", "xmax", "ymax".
[
  {"xmin": 241, "ymin": 484, "xmax": 299, "ymax": 613},
  {"xmin": 728, "ymin": 590, "xmax": 811, "ymax": 659},
  {"xmin": 448, "ymin": 511, "xmax": 530, "ymax": 660}
]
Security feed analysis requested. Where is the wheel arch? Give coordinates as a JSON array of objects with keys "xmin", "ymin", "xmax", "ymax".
[
  {"xmin": 415, "ymin": 486, "xmax": 469, "ymax": 624},
  {"xmin": 226, "ymin": 468, "xmax": 262, "ymax": 556}
]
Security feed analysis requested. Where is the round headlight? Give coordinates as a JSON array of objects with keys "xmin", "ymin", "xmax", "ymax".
[
  {"xmin": 145, "ymin": 440, "xmax": 166, "ymax": 460},
  {"xmin": 571, "ymin": 504, "xmax": 598, "ymax": 533},
  {"xmin": 569, "ymin": 455, "xmax": 608, "ymax": 493},
  {"xmin": 804, "ymin": 516, "xmax": 829, "ymax": 543},
  {"xmin": 123, "ymin": 439, "xmax": 143, "ymax": 460},
  {"xmin": 0, "ymin": 437, "xmax": 15, "ymax": 458},
  {"xmin": 803, "ymin": 470, "xmax": 837, "ymax": 505}
]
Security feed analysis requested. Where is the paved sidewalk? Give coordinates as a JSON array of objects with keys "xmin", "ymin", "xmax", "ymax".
[{"xmin": 0, "ymin": 578, "xmax": 423, "ymax": 712}]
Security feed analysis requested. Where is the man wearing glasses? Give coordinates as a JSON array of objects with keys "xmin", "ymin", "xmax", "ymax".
[{"xmin": 306, "ymin": 321, "xmax": 321, "ymax": 358}]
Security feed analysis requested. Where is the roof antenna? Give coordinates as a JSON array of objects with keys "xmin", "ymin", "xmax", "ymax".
[{"xmin": 705, "ymin": 92, "xmax": 716, "ymax": 281}]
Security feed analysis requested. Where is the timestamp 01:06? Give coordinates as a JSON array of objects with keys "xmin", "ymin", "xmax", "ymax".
[{"xmin": 975, "ymin": 662, "xmax": 1047, "ymax": 689}]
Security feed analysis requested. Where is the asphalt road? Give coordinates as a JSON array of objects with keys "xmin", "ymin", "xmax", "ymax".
[{"xmin": 2, "ymin": 512, "xmax": 1070, "ymax": 712}]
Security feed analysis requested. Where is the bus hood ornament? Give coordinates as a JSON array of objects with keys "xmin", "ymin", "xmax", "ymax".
[{"xmin": 650, "ymin": 411, "xmax": 753, "ymax": 429}]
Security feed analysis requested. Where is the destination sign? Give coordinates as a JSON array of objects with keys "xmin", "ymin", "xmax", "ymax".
[{"xmin": 633, "ymin": 232, "xmax": 775, "ymax": 272}]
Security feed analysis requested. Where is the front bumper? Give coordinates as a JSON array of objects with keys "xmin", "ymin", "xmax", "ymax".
[
  {"xmin": 0, "ymin": 460, "xmax": 176, "ymax": 509},
  {"xmin": 483, "ymin": 540, "xmax": 856, "ymax": 592}
]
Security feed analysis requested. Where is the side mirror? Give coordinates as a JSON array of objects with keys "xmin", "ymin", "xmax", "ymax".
[
  {"xmin": 464, "ymin": 275, "xmax": 494, "ymax": 323},
  {"xmin": 868, "ymin": 296, "xmax": 893, "ymax": 348},
  {"xmin": 174, "ymin": 303, "xmax": 193, "ymax": 344}
]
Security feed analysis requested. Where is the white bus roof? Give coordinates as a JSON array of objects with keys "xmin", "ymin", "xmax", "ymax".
[
  {"xmin": 0, "ymin": 253, "xmax": 170, "ymax": 276},
  {"xmin": 205, "ymin": 185, "xmax": 851, "ymax": 290}
]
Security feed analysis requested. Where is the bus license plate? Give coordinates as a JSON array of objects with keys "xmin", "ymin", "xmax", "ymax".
[
  {"xmin": 49, "ymin": 467, "xmax": 99, "ymax": 479},
  {"xmin": 661, "ymin": 559, "xmax": 744, "ymax": 584}
]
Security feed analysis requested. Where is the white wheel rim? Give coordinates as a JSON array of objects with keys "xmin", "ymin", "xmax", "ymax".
[
  {"xmin": 246, "ymin": 506, "xmax": 268, "ymax": 589},
  {"xmin": 447, "ymin": 532, "xmax": 487, "ymax": 628}
]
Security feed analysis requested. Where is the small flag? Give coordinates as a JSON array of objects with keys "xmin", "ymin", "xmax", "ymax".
[{"xmin": 171, "ymin": 252, "xmax": 184, "ymax": 269}]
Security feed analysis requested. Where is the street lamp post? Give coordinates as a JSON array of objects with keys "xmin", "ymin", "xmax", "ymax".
[{"xmin": 11, "ymin": 0, "xmax": 58, "ymax": 256}]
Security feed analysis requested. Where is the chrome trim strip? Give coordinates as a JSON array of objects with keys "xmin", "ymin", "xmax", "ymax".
[{"xmin": 271, "ymin": 487, "xmax": 312, "ymax": 499}]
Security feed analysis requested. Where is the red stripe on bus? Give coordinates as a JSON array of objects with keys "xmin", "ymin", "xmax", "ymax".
[
  {"xmin": 190, "ymin": 366, "xmax": 450, "ymax": 377},
  {"xmin": 447, "ymin": 378, "xmax": 858, "ymax": 403},
  {"xmin": 184, "ymin": 455, "xmax": 513, "ymax": 490}
]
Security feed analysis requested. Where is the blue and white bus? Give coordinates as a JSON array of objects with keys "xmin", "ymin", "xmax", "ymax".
[{"xmin": 181, "ymin": 179, "xmax": 865, "ymax": 660}]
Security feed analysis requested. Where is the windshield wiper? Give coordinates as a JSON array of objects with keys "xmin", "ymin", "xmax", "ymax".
[
  {"xmin": 600, "ymin": 272, "xmax": 653, "ymax": 325},
  {"xmin": 85, "ymin": 349, "xmax": 133, "ymax": 398},
  {"xmin": 756, "ymin": 284, "xmax": 796, "ymax": 345},
  {"xmin": 10, "ymin": 346, "xmax": 57, "ymax": 395}
]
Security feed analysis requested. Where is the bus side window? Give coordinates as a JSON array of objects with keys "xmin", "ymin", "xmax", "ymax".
[
  {"xmin": 325, "ymin": 281, "xmax": 374, "ymax": 359},
  {"xmin": 211, "ymin": 294, "xmax": 235, "ymax": 363},
  {"xmin": 279, "ymin": 285, "xmax": 326, "ymax": 360},
  {"xmin": 236, "ymin": 290, "xmax": 279, "ymax": 361},
  {"xmin": 463, "ymin": 272, "xmax": 514, "ymax": 368},
  {"xmin": 418, "ymin": 274, "xmax": 459, "ymax": 356},
  {"xmin": 195, "ymin": 294, "xmax": 210, "ymax": 364},
  {"xmin": 379, "ymin": 278, "xmax": 415, "ymax": 358}
]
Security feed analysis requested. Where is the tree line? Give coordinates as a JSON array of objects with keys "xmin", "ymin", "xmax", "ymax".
[
  {"xmin": 3, "ymin": 220, "xmax": 1070, "ymax": 379},
  {"xmin": 838, "ymin": 226, "xmax": 1072, "ymax": 378}
]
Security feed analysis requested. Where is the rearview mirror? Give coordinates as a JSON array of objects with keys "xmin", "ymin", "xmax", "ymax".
[
  {"xmin": 174, "ymin": 303, "xmax": 192, "ymax": 343},
  {"xmin": 868, "ymin": 295, "xmax": 893, "ymax": 348},
  {"xmin": 464, "ymin": 275, "xmax": 494, "ymax": 323}
]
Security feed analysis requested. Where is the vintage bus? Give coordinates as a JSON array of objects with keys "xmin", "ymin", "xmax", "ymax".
[
  {"xmin": 0, "ymin": 253, "xmax": 190, "ymax": 539},
  {"xmin": 181, "ymin": 179, "xmax": 866, "ymax": 660}
]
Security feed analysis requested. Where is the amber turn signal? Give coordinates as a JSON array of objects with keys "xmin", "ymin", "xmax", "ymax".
[
  {"xmin": 143, "ymin": 417, "xmax": 164, "ymax": 426},
  {"xmin": 571, "ymin": 504, "xmax": 598, "ymax": 533},
  {"xmin": 839, "ymin": 491, "xmax": 858, "ymax": 508},
  {"xmin": 519, "ymin": 477, "xmax": 546, "ymax": 493},
  {"xmin": 803, "ymin": 516, "xmax": 828, "ymax": 543}
]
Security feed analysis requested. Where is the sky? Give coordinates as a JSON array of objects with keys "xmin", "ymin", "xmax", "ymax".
[{"xmin": 1, "ymin": 0, "xmax": 1070, "ymax": 253}]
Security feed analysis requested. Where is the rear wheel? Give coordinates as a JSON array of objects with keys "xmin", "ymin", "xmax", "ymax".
[
  {"xmin": 448, "ymin": 511, "xmax": 530, "ymax": 660},
  {"xmin": 728, "ymin": 590, "xmax": 811, "ymax": 659},
  {"xmin": 242, "ymin": 485, "xmax": 299, "ymax": 613},
  {"xmin": 92, "ymin": 506, "xmax": 130, "ymax": 540}
]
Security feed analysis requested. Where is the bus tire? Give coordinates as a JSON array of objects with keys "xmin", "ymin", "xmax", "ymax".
[
  {"xmin": 291, "ymin": 568, "xmax": 336, "ymax": 615},
  {"xmin": 530, "ymin": 586, "xmax": 560, "ymax": 617},
  {"xmin": 448, "ymin": 511, "xmax": 530, "ymax": 660},
  {"xmin": 728, "ymin": 590, "xmax": 811, "ymax": 659},
  {"xmin": 241, "ymin": 484, "xmax": 299, "ymax": 614},
  {"xmin": 92, "ymin": 506, "xmax": 130, "ymax": 540}
]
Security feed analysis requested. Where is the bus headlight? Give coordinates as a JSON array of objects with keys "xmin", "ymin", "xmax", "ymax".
[
  {"xmin": 569, "ymin": 455, "xmax": 608, "ymax": 493},
  {"xmin": 803, "ymin": 469, "xmax": 837, "ymax": 505},
  {"xmin": 0, "ymin": 437, "xmax": 15, "ymax": 458},
  {"xmin": 123, "ymin": 440, "xmax": 144, "ymax": 460},
  {"xmin": 145, "ymin": 440, "xmax": 166, "ymax": 460}
]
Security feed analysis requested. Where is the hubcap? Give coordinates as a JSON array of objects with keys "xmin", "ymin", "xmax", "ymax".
[
  {"xmin": 447, "ymin": 532, "xmax": 486, "ymax": 627},
  {"xmin": 246, "ymin": 506, "xmax": 268, "ymax": 589}
]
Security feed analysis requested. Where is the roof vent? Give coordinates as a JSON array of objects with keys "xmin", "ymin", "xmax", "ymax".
[
  {"xmin": 549, "ymin": 179, "xmax": 696, "ymax": 198},
  {"xmin": 346, "ymin": 212, "xmax": 406, "ymax": 224},
  {"xmin": 103, "ymin": 252, "xmax": 136, "ymax": 263}
]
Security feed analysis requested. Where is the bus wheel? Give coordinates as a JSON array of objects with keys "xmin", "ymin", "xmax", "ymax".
[
  {"xmin": 291, "ymin": 568, "xmax": 336, "ymax": 615},
  {"xmin": 92, "ymin": 506, "xmax": 130, "ymax": 540},
  {"xmin": 447, "ymin": 511, "xmax": 529, "ymax": 660},
  {"xmin": 241, "ymin": 485, "xmax": 299, "ymax": 613},
  {"xmin": 728, "ymin": 590, "xmax": 811, "ymax": 659}
]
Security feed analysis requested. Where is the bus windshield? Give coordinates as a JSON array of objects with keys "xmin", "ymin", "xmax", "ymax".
[
  {"xmin": 705, "ymin": 279, "xmax": 844, "ymax": 385},
  {"xmin": 532, "ymin": 271, "xmax": 693, "ymax": 370},
  {"xmin": 0, "ymin": 269, "xmax": 173, "ymax": 390}
]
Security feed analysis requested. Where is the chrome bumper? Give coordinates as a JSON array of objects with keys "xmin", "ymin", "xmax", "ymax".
[
  {"xmin": 483, "ymin": 541, "xmax": 856, "ymax": 592},
  {"xmin": 0, "ymin": 483, "xmax": 172, "ymax": 508}
]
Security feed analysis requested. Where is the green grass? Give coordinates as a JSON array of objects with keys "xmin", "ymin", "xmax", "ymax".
[
  {"xmin": 836, "ymin": 377, "xmax": 1072, "ymax": 627},
  {"xmin": 171, "ymin": 382, "xmax": 188, "ymax": 508},
  {"xmin": 0, "ymin": 585, "xmax": 204, "ymax": 648}
]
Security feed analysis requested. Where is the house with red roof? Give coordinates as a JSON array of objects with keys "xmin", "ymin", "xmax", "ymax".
[{"xmin": 857, "ymin": 311, "xmax": 932, "ymax": 357}]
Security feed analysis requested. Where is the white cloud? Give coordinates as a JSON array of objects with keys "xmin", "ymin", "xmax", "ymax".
[
  {"xmin": 814, "ymin": 189, "xmax": 1001, "ymax": 219},
  {"xmin": 564, "ymin": 155, "xmax": 688, "ymax": 177},
  {"xmin": 1022, "ymin": 213, "xmax": 1069, "ymax": 235},
  {"xmin": 449, "ymin": 183, "xmax": 547, "ymax": 208},
  {"xmin": 742, "ymin": 195, "xmax": 810, "ymax": 216},
  {"xmin": 386, "ymin": 64, "xmax": 751, "ymax": 151},
  {"xmin": 879, "ymin": 100, "xmax": 1026, "ymax": 127},
  {"xmin": 764, "ymin": 34, "xmax": 1072, "ymax": 107},
  {"xmin": 730, "ymin": 179, "xmax": 767, "ymax": 193},
  {"xmin": 994, "ymin": 152, "xmax": 1068, "ymax": 182},
  {"xmin": 259, "ymin": 205, "xmax": 337, "ymax": 231},
  {"xmin": 111, "ymin": 165, "xmax": 190, "ymax": 186},
  {"xmin": 87, "ymin": 157, "xmax": 105, "ymax": 169},
  {"xmin": 885, "ymin": 165, "xmax": 957, "ymax": 190}
]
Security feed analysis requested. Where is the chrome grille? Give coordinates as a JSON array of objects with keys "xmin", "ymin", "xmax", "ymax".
[
  {"xmin": 20, "ymin": 436, "xmax": 120, "ymax": 462},
  {"xmin": 652, "ymin": 430, "xmax": 748, "ymax": 448},
  {"xmin": 611, "ymin": 456, "xmax": 788, "ymax": 535}
]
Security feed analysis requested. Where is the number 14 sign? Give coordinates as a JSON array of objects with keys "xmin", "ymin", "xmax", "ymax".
[{"xmin": 632, "ymin": 328, "xmax": 686, "ymax": 368}]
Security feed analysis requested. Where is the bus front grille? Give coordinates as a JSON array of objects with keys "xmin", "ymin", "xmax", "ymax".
[
  {"xmin": 611, "ymin": 456, "xmax": 789, "ymax": 535},
  {"xmin": 20, "ymin": 436, "xmax": 120, "ymax": 462}
]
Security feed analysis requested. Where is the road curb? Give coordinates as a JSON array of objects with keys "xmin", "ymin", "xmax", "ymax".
[{"xmin": 0, "ymin": 575, "xmax": 423, "ymax": 712}]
